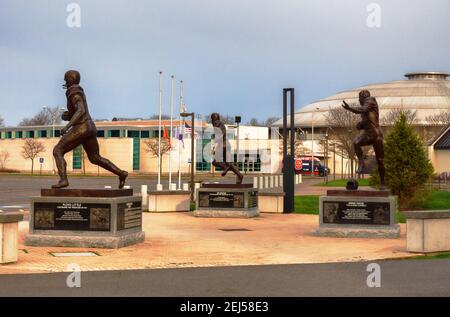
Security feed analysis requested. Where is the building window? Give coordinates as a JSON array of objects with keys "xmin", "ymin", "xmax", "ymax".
[
  {"xmin": 38, "ymin": 130, "xmax": 47, "ymax": 138},
  {"xmin": 140, "ymin": 131, "xmax": 150, "ymax": 138},
  {"xmin": 25, "ymin": 131, "xmax": 34, "ymax": 138},
  {"xmin": 108, "ymin": 130, "xmax": 120, "ymax": 138},
  {"xmin": 127, "ymin": 130, "xmax": 140, "ymax": 138},
  {"xmin": 15, "ymin": 131, "xmax": 23, "ymax": 138},
  {"xmin": 132, "ymin": 138, "xmax": 140, "ymax": 171},
  {"xmin": 54, "ymin": 130, "xmax": 61, "ymax": 137},
  {"xmin": 72, "ymin": 146, "xmax": 82, "ymax": 170},
  {"xmin": 96, "ymin": 130, "xmax": 105, "ymax": 137}
]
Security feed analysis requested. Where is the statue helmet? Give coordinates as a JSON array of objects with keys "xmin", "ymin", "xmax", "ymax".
[
  {"xmin": 211, "ymin": 112, "xmax": 220, "ymax": 122},
  {"xmin": 64, "ymin": 70, "xmax": 81, "ymax": 85},
  {"xmin": 359, "ymin": 90, "xmax": 371, "ymax": 100}
]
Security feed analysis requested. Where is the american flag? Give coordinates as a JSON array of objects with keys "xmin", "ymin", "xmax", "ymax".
[{"xmin": 184, "ymin": 122, "xmax": 192, "ymax": 134}]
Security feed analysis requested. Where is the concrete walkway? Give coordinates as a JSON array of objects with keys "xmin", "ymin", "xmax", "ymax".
[{"xmin": 1, "ymin": 212, "xmax": 416, "ymax": 274}]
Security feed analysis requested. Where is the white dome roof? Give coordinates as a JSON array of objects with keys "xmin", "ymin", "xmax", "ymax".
[{"xmin": 276, "ymin": 72, "xmax": 450, "ymax": 128}]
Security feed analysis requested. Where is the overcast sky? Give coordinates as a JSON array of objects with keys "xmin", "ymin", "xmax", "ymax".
[{"xmin": 0, "ymin": 0, "xmax": 449, "ymax": 125}]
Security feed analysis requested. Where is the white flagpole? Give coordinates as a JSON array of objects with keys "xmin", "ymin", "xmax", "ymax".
[
  {"xmin": 157, "ymin": 71, "xmax": 163, "ymax": 191},
  {"xmin": 178, "ymin": 80, "xmax": 184, "ymax": 190},
  {"xmin": 169, "ymin": 75, "xmax": 174, "ymax": 189}
]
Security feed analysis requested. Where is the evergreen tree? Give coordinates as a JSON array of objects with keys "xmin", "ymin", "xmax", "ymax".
[{"xmin": 380, "ymin": 113, "xmax": 434, "ymax": 207}]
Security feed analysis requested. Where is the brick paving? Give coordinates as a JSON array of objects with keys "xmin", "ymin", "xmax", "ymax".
[{"xmin": 0, "ymin": 212, "xmax": 416, "ymax": 274}]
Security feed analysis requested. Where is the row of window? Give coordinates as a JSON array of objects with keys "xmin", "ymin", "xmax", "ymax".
[
  {"xmin": 1, "ymin": 130, "xmax": 235, "ymax": 140},
  {"xmin": 0, "ymin": 130, "xmax": 166, "ymax": 139}
]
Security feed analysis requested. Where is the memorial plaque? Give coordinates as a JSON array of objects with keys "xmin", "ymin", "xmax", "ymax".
[
  {"xmin": 322, "ymin": 201, "xmax": 390, "ymax": 225},
  {"xmin": 117, "ymin": 201, "xmax": 142, "ymax": 230},
  {"xmin": 248, "ymin": 191, "xmax": 258, "ymax": 208},
  {"xmin": 34, "ymin": 202, "xmax": 111, "ymax": 231},
  {"xmin": 199, "ymin": 191, "xmax": 245, "ymax": 208}
]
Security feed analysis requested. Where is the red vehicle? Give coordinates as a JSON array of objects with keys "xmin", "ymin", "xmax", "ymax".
[{"xmin": 294, "ymin": 157, "xmax": 329, "ymax": 176}]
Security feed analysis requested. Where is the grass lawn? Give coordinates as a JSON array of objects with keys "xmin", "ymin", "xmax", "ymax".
[
  {"xmin": 294, "ymin": 191, "xmax": 450, "ymax": 224},
  {"xmin": 315, "ymin": 178, "xmax": 371, "ymax": 187},
  {"xmin": 421, "ymin": 191, "xmax": 450, "ymax": 210},
  {"xmin": 408, "ymin": 252, "xmax": 450, "ymax": 260},
  {"xmin": 294, "ymin": 196, "xmax": 319, "ymax": 215}
]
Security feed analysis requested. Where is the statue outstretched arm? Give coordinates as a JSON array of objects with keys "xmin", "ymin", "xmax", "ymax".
[{"xmin": 342, "ymin": 100, "xmax": 370, "ymax": 114}]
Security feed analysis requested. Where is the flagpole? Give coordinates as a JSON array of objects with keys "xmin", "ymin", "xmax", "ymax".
[
  {"xmin": 157, "ymin": 71, "xmax": 163, "ymax": 191},
  {"xmin": 178, "ymin": 80, "xmax": 184, "ymax": 190},
  {"xmin": 169, "ymin": 75, "xmax": 174, "ymax": 189}
]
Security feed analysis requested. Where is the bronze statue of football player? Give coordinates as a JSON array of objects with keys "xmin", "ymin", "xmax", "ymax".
[
  {"xmin": 342, "ymin": 90, "xmax": 385, "ymax": 190},
  {"xmin": 52, "ymin": 70, "xmax": 128, "ymax": 189},
  {"xmin": 211, "ymin": 113, "xmax": 244, "ymax": 184}
]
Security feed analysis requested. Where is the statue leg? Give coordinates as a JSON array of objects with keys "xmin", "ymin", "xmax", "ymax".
[
  {"xmin": 227, "ymin": 164, "xmax": 244, "ymax": 184},
  {"xmin": 353, "ymin": 134, "xmax": 371, "ymax": 174},
  {"xmin": 374, "ymin": 138, "xmax": 385, "ymax": 189},
  {"xmin": 52, "ymin": 131, "xmax": 82, "ymax": 188},
  {"xmin": 212, "ymin": 161, "xmax": 229, "ymax": 176},
  {"xmin": 82, "ymin": 137, "xmax": 128, "ymax": 188}
]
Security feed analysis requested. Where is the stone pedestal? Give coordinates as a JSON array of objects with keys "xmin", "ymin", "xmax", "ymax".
[
  {"xmin": 194, "ymin": 183, "xmax": 259, "ymax": 218},
  {"xmin": 0, "ymin": 212, "xmax": 24, "ymax": 264},
  {"xmin": 147, "ymin": 190, "xmax": 191, "ymax": 212},
  {"xmin": 404, "ymin": 210, "xmax": 450, "ymax": 253},
  {"xmin": 316, "ymin": 189, "xmax": 400, "ymax": 238},
  {"xmin": 25, "ymin": 188, "xmax": 145, "ymax": 249},
  {"xmin": 258, "ymin": 192, "xmax": 284, "ymax": 213}
]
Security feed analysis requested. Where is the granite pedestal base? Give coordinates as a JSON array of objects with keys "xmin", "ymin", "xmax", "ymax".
[
  {"xmin": 193, "ymin": 183, "xmax": 259, "ymax": 218},
  {"xmin": 147, "ymin": 190, "xmax": 191, "ymax": 212},
  {"xmin": 0, "ymin": 212, "xmax": 24, "ymax": 264},
  {"xmin": 25, "ymin": 189, "xmax": 145, "ymax": 249},
  {"xmin": 316, "ymin": 189, "xmax": 400, "ymax": 238}
]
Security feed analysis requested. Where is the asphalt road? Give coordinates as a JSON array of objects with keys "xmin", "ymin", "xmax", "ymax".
[
  {"xmin": 0, "ymin": 174, "xmax": 324, "ymax": 210},
  {"xmin": 0, "ymin": 174, "xmax": 234, "ymax": 209},
  {"xmin": 1, "ymin": 259, "xmax": 449, "ymax": 297}
]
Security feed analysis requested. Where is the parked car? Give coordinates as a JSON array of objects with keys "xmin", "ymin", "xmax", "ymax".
[{"xmin": 282, "ymin": 157, "xmax": 330, "ymax": 177}]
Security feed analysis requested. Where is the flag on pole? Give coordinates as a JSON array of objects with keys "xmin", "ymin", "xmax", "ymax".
[
  {"xmin": 184, "ymin": 122, "xmax": 192, "ymax": 134},
  {"xmin": 176, "ymin": 126, "xmax": 184, "ymax": 148},
  {"xmin": 163, "ymin": 126, "xmax": 171, "ymax": 148}
]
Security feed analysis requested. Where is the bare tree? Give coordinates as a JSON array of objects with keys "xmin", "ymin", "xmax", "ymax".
[
  {"xmin": 264, "ymin": 117, "xmax": 280, "ymax": 127},
  {"xmin": 21, "ymin": 139, "xmax": 45, "ymax": 174},
  {"xmin": 425, "ymin": 110, "xmax": 450, "ymax": 125},
  {"xmin": 19, "ymin": 106, "xmax": 62, "ymax": 126},
  {"xmin": 143, "ymin": 138, "xmax": 171, "ymax": 174},
  {"xmin": 0, "ymin": 150, "xmax": 10, "ymax": 169},
  {"xmin": 148, "ymin": 114, "xmax": 171, "ymax": 120},
  {"xmin": 204, "ymin": 113, "xmax": 235, "ymax": 124},
  {"xmin": 0, "ymin": 115, "xmax": 4, "ymax": 127},
  {"xmin": 279, "ymin": 139, "xmax": 310, "ymax": 157},
  {"xmin": 247, "ymin": 118, "xmax": 261, "ymax": 126},
  {"xmin": 324, "ymin": 107, "xmax": 361, "ymax": 160},
  {"xmin": 381, "ymin": 108, "xmax": 418, "ymax": 126}
]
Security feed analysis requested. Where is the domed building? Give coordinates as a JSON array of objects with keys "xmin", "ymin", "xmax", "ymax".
[
  {"xmin": 288, "ymin": 71, "xmax": 449, "ymax": 129},
  {"xmin": 274, "ymin": 72, "xmax": 450, "ymax": 175}
]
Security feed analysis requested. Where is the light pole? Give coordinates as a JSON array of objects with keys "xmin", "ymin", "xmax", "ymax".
[
  {"xmin": 235, "ymin": 116, "xmax": 241, "ymax": 171},
  {"xmin": 180, "ymin": 111, "xmax": 195, "ymax": 203},
  {"xmin": 42, "ymin": 106, "xmax": 64, "ymax": 138},
  {"xmin": 169, "ymin": 75, "xmax": 174, "ymax": 189},
  {"xmin": 178, "ymin": 80, "xmax": 185, "ymax": 190},
  {"xmin": 157, "ymin": 71, "xmax": 163, "ymax": 191},
  {"xmin": 311, "ymin": 107, "xmax": 319, "ymax": 177}
]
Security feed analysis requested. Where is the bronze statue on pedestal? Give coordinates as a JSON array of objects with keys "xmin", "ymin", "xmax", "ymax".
[
  {"xmin": 211, "ymin": 113, "xmax": 244, "ymax": 184},
  {"xmin": 342, "ymin": 90, "xmax": 385, "ymax": 190},
  {"xmin": 52, "ymin": 70, "xmax": 128, "ymax": 189}
]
